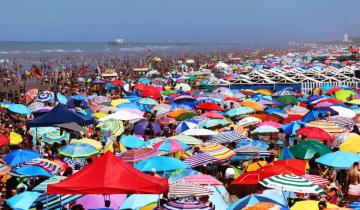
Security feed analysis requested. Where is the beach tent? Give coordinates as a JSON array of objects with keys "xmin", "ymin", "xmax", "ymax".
[
  {"xmin": 26, "ymin": 104, "xmax": 93, "ymax": 128},
  {"xmin": 47, "ymin": 151, "xmax": 168, "ymax": 194}
]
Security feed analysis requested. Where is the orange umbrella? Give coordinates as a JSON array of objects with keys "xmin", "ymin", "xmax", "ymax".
[
  {"xmin": 167, "ymin": 109, "xmax": 194, "ymax": 118},
  {"xmin": 240, "ymin": 100, "xmax": 264, "ymax": 112},
  {"xmin": 248, "ymin": 114, "xmax": 281, "ymax": 122},
  {"xmin": 241, "ymin": 89, "xmax": 257, "ymax": 96},
  {"xmin": 256, "ymin": 89, "xmax": 272, "ymax": 96}
]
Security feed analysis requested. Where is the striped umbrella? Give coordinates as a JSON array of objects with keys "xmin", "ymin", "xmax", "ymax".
[
  {"xmin": 171, "ymin": 135, "xmax": 203, "ymax": 145},
  {"xmin": 28, "ymin": 101, "xmax": 44, "ymax": 112},
  {"xmin": 251, "ymin": 125, "xmax": 279, "ymax": 134},
  {"xmin": 183, "ymin": 174, "xmax": 222, "ymax": 186},
  {"xmin": 29, "ymin": 194, "xmax": 83, "ymax": 210},
  {"xmin": 15, "ymin": 158, "xmax": 61, "ymax": 175},
  {"xmin": 237, "ymin": 117, "xmax": 262, "ymax": 127},
  {"xmin": 37, "ymin": 91, "xmax": 54, "ymax": 102},
  {"xmin": 33, "ymin": 176, "xmax": 66, "ymax": 192},
  {"xmin": 210, "ymin": 131, "xmax": 251, "ymax": 144},
  {"xmin": 120, "ymin": 148, "xmax": 160, "ymax": 163},
  {"xmin": 25, "ymin": 89, "xmax": 39, "ymax": 103},
  {"xmin": 183, "ymin": 152, "xmax": 218, "ymax": 167},
  {"xmin": 97, "ymin": 120, "xmax": 124, "ymax": 136},
  {"xmin": 302, "ymin": 175, "xmax": 330, "ymax": 186},
  {"xmin": 64, "ymin": 157, "xmax": 86, "ymax": 169},
  {"xmin": 169, "ymin": 181, "xmax": 213, "ymax": 197},
  {"xmin": 235, "ymin": 146, "xmax": 272, "ymax": 156},
  {"xmin": 237, "ymin": 140, "xmax": 269, "ymax": 150},
  {"xmin": 328, "ymin": 115, "xmax": 355, "ymax": 129},
  {"xmin": 154, "ymin": 138, "xmax": 190, "ymax": 153},
  {"xmin": 59, "ymin": 144, "xmax": 98, "ymax": 158},
  {"xmin": 42, "ymin": 130, "xmax": 69, "ymax": 144},
  {"xmin": 145, "ymin": 137, "xmax": 166, "ymax": 148},
  {"xmin": 70, "ymin": 139, "xmax": 103, "ymax": 150},
  {"xmin": 161, "ymin": 200, "xmax": 212, "ymax": 210},
  {"xmin": 259, "ymin": 174, "xmax": 324, "ymax": 194},
  {"xmin": 198, "ymin": 143, "xmax": 235, "ymax": 161},
  {"xmin": 0, "ymin": 163, "xmax": 11, "ymax": 175},
  {"xmin": 169, "ymin": 169, "xmax": 201, "ymax": 184}
]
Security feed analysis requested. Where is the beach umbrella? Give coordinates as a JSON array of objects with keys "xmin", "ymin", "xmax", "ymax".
[
  {"xmin": 16, "ymin": 158, "xmax": 61, "ymax": 175},
  {"xmin": 175, "ymin": 121, "xmax": 198, "ymax": 134},
  {"xmin": 302, "ymin": 175, "xmax": 330, "ymax": 186},
  {"xmin": 183, "ymin": 153, "xmax": 218, "ymax": 167},
  {"xmin": 13, "ymin": 165, "xmax": 54, "ymax": 177},
  {"xmin": 134, "ymin": 119, "xmax": 161, "ymax": 135},
  {"xmin": 273, "ymin": 89, "xmax": 296, "ymax": 97},
  {"xmin": 240, "ymin": 100, "xmax": 264, "ymax": 112},
  {"xmin": 335, "ymin": 89, "xmax": 355, "ymax": 102},
  {"xmin": 171, "ymin": 135, "xmax": 203, "ymax": 145},
  {"xmin": 25, "ymin": 89, "xmax": 39, "ymax": 103},
  {"xmin": 256, "ymin": 121, "xmax": 282, "ymax": 129},
  {"xmin": 275, "ymin": 95, "xmax": 298, "ymax": 106},
  {"xmin": 330, "ymin": 105, "xmax": 356, "ymax": 118},
  {"xmin": 142, "ymin": 86, "xmax": 162, "ymax": 100},
  {"xmin": 252, "ymin": 125, "xmax": 279, "ymax": 134},
  {"xmin": 198, "ymin": 143, "xmax": 235, "ymax": 161},
  {"xmin": 196, "ymin": 102, "xmax": 224, "ymax": 111},
  {"xmin": 226, "ymin": 107, "xmax": 256, "ymax": 117},
  {"xmin": 199, "ymin": 119, "xmax": 231, "ymax": 129},
  {"xmin": 91, "ymin": 111, "xmax": 108, "ymax": 118},
  {"xmin": 135, "ymin": 156, "xmax": 190, "ymax": 172},
  {"xmin": 290, "ymin": 140, "xmax": 331, "ymax": 160},
  {"xmin": 278, "ymin": 147, "xmax": 294, "ymax": 160},
  {"xmin": 70, "ymin": 139, "xmax": 103, "ymax": 150},
  {"xmin": 37, "ymin": 91, "xmax": 54, "ymax": 102},
  {"xmin": 283, "ymin": 114, "xmax": 303, "ymax": 123},
  {"xmin": 97, "ymin": 120, "xmax": 124, "ymax": 136},
  {"xmin": 33, "ymin": 176, "xmax": 66, "ymax": 192},
  {"xmin": 169, "ymin": 181, "xmax": 213, "ymax": 197},
  {"xmin": 340, "ymin": 135, "xmax": 360, "ymax": 153},
  {"xmin": 235, "ymin": 146, "xmax": 272, "ymax": 156},
  {"xmin": 120, "ymin": 194, "xmax": 161, "ymax": 210},
  {"xmin": 228, "ymin": 194, "xmax": 286, "ymax": 210},
  {"xmin": 175, "ymin": 83, "xmax": 191, "ymax": 91},
  {"xmin": 7, "ymin": 104, "xmax": 31, "ymax": 115},
  {"xmin": 4, "ymin": 149, "xmax": 40, "ymax": 166},
  {"xmin": 315, "ymin": 151, "xmax": 360, "ymax": 169},
  {"xmin": 121, "ymin": 135, "xmax": 146, "ymax": 149},
  {"xmin": 290, "ymin": 200, "xmax": 338, "ymax": 210},
  {"xmin": 167, "ymin": 109, "xmax": 194, "ymax": 118},
  {"xmin": 161, "ymin": 200, "xmax": 212, "ymax": 210},
  {"xmin": 181, "ymin": 128, "xmax": 218, "ymax": 136},
  {"xmin": 28, "ymin": 101, "xmax": 45, "ymax": 112},
  {"xmin": 42, "ymin": 130, "xmax": 69, "ymax": 144},
  {"xmin": 137, "ymin": 97, "xmax": 159, "ymax": 106},
  {"xmin": 29, "ymin": 194, "xmax": 83, "ymax": 210},
  {"xmin": 58, "ymin": 144, "xmax": 98, "ymax": 158},
  {"xmin": 259, "ymin": 174, "xmax": 323, "ymax": 194},
  {"xmin": 201, "ymin": 111, "xmax": 225, "ymax": 119},
  {"xmin": 98, "ymin": 109, "xmax": 144, "ymax": 121},
  {"xmin": 0, "ymin": 163, "xmax": 11, "ymax": 176},
  {"xmin": 281, "ymin": 122, "xmax": 306, "ymax": 135},
  {"xmin": 57, "ymin": 93, "xmax": 67, "ymax": 104},
  {"xmin": 10, "ymin": 131, "xmax": 23, "ymax": 145},
  {"xmin": 296, "ymin": 127, "xmax": 333, "ymax": 143},
  {"xmin": 120, "ymin": 148, "xmax": 160, "ymax": 163},
  {"xmin": 210, "ymin": 131, "xmax": 250, "ymax": 144},
  {"xmin": 237, "ymin": 116, "xmax": 262, "ymax": 127},
  {"xmin": 175, "ymin": 112, "xmax": 198, "ymax": 121},
  {"xmin": 153, "ymin": 138, "xmax": 189, "ymax": 153},
  {"xmin": 6, "ymin": 191, "xmax": 42, "ymax": 210},
  {"xmin": 256, "ymin": 89, "xmax": 272, "ymax": 96},
  {"xmin": 173, "ymin": 95, "xmax": 196, "ymax": 103},
  {"xmin": 111, "ymin": 99, "xmax": 130, "ymax": 107},
  {"xmin": 301, "ymin": 110, "xmax": 327, "ymax": 122}
]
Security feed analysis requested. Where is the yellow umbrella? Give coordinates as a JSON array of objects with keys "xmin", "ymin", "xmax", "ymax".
[
  {"xmin": 348, "ymin": 99, "xmax": 360, "ymax": 105},
  {"xmin": 339, "ymin": 135, "xmax": 360, "ymax": 153},
  {"xmin": 92, "ymin": 111, "xmax": 108, "ymax": 119},
  {"xmin": 10, "ymin": 132, "xmax": 23, "ymax": 145},
  {"xmin": 140, "ymin": 203, "xmax": 157, "ymax": 210},
  {"xmin": 256, "ymin": 89, "xmax": 272, "ymax": 96},
  {"xmin": 240, "ymin": 100, "xmax": 264, "ymax": 112},
  {"xmin": 111, "ymin": 99, "xmax": 130, "ymax": 107},
  {"xmin": 290, "ymin": 200, "xmax": 338, "ymax": 210},
  {"xmin": 70, "ymin": 138, "xmax": 103, "ymax": 150},
  {"xmin": 244, "ymin": 160, "xmax": 267, "ymax": 172}
]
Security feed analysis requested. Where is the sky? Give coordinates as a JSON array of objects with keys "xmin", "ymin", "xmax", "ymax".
[{"xmin": 1, "ymin": 0, "xmax": 360, "ymax": 43}]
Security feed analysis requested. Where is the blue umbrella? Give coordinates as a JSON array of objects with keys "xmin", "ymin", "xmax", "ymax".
[
  {"xmin": 237, "ymin": 140, "xmax": 269, "ymax": 150},
  {"xmin": 7, "ymin": 104, "xmax": 31, "ymax": 115},
  {"xmin": 301, "ymin": 110, "xmax": 327, "ymax": 122},
  {"xmin": 120, "ymin": 135, "xmax": 146, "ymax": 149},
  {"xmin": 57, "ymin": 93, "xmax": 68, "ymax": 105},
  {"xmin": 120, "ymin": 194, "xmax": 161, "ymax": 210},
  {"xmin": 134, "ymin": 119, "xmax": 161, "ymax": 135},
  {"xmin": 278, "ymin": 147, "xmax": 295, "ymax": 160},
  {"xmin": 228, "ymin": 194, "xmax": 286, "ymax": 210},
  {"xmin": 252, "ymin": 94, "xmax": 272, "ymax": 102},
  {"xmin": 135, "ymin": 156, "xmax": 190, "ymax": 172},
  {"xmin": 125, "ymin": 95, "xmax": 140, "ymax": 103},
  {"xmin": 316, "ymin": 151, "xmax": 360, "ymax": 169},
  {"xmin": 6, "ymin": 191, "xmax": 42, "ymax": 210},
  {"xmin": 117, "ymin": 102, "xmax": 140, "ymax": 109},
  {"xmin": 281, "ymin": 122, "xmax": 306, "ymax": 135},
  {"xmin": 14, "ymin": 165, "xmax": 54, "ymax": 177},
  {"xmin": 251, "ymin": 125, "xmax": 279, "ymax": 134},
  {"xmin": 265, "ymin": 108, "xmax": 284, "ymax": 115},
  {"xmin": 175, "ymin": 121, "xmax": 198, "ymax": 134},
  {"xmin": 226, "ymin": 107, "xmax": 256, "ymax": 117},
  {"xmin": 4, "ymin": 149, "xmax": 40, "ymax": 166}
]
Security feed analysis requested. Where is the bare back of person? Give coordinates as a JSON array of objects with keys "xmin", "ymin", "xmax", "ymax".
[{"xmin": 349, "ymin": 168, "xmax": 360, "ymax": 185}]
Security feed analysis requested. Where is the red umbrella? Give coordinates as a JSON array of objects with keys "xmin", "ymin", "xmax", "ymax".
[
  {"xmin": 224, "ymin": 97, "xmax": 241, "ymax": 102},
  {"xmin": 142, "ymin": 86, "xmax": 161, "ymax": 100},
  {"xmin": 201, "ymin": 111, "xmax": 225, "ymax": 119},
  {"xmin": 296, "ymin": 127, "xmax": 334, "ymax": 145},
  {"xmin": 283, "ymin": 114, "xmax": 302, "ymax": 123},
  {"xmin": 0, "ymin": 134, "xmax": 9, "ymax": 148},
  {"xmin": 111, "ymin": 80, "xmax": 124, "ymax": 86},
  {"xmin": 196, "ymin": 102, "xmax": 224, "ymax": 111},
  {"xmin": 326, "ymin": 87, "xmax": 342, "ymax": 95},
  {"xmin": 134, "ymin": 83, "xmax": 145, "ymax": 90}
]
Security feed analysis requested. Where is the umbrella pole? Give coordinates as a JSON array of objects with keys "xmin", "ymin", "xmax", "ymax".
[
  {"xmin": 59, "ymin": 194, "xmax": 62, "ymax": 208},
  {"xmin": 282, "ymin": 190, "xmax": 289, "ymax": 208},
  {"xmin": 157, "ymin": 194, "xmax": 161, "ymax": 208}
]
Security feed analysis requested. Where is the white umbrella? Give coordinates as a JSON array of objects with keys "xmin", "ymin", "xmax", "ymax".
[
  {"xmin": 181, "ymin": 128, "xmax": 218, "ymax": 136},
  {"xmin": 237, "ymin": 117, "xmax": 262, "ymax": 127},
  {"xmin": 146, "ymin": 70, "xmax": 160, "ymax": 76},
  {"xmin": 98, "ymin": 110, "xmax": 144, "ymax": 121},
  {"xmin": 330, "ymin": 106, "xmax": 356, "ymax": 118}
]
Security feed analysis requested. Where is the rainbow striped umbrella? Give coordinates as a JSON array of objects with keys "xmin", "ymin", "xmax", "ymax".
[
  {"xmin": 42, "ymin": 130, "xmax": 69, "ymax": 144},
  {"xmin": 171, "ymin": 135, "xmax": 203, "ymax": 145},
  {"xmin": 153, "ymin": 138, "xmax": 189, "ymax": 153},
  {"xmin": 183, "ymin": 153, "xmax": 218, "ymax": 167},
  {"xmin": 33, "ymin": 176, "xmax": 66, "ymax": 192},
  {"xmin": 25, "ymin": 89, "xmax": 39, "ymax": 103},
  {"xmin": 70, "ymin": 139, "xmax": 103, "ymax": 150},
  {"xmin": 0, "ymin": 163, "xmax": 11, "ymax": 175},
  {"xmin": 59, "ymin": 144, "xmax": 98, "ymax": 158},
  {"xmin": 198, "ymin": 143, "xmax": 235, "ymax": 161},
  {"xmin": 120, "ymin": 148, "xmax": 160, "ymax": 163},
  {"xmin": 15, "ymin": 158, "xmax": 61, "ymax": 175}
]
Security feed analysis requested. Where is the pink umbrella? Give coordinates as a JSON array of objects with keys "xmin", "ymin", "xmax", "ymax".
[
  {"xmin": 76, "ymin": 194, "xmax": 127, "ymax": 209},
  {"xmin": 153, "ymin": 138, "xmax": 189, "ymax": 153},
  {"xmin": 184, "ymin": 174, "xmax": 223, "ymax": 186},
  {"xmin": 201, "ymin": 111, "xmax": 225, "ymax": 119},
  {"xmin": 256, "ymin": 121, "xmax": 282, "ymax": 129}
]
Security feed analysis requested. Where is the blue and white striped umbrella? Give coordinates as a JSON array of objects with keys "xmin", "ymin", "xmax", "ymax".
[
  {"xmin": 176, "ymin": 121, "xmax": 198, "ymax": 134},
  {"xmin": 210, "ymin": 131, "xmax": 251, "ymax": 144},
  {"xmin": 237, "ymin": 140, "xmax": 269, "ymax": 150}
]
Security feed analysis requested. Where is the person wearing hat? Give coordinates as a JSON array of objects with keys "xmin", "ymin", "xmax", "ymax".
[{"xmin": 325, "ymin": 183, "xmax": 339, "ymax": 205}]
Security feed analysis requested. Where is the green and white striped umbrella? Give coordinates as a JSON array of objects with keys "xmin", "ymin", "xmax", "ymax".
[
  {"xmin": 259, "ymin": 174, "xmax": 324, "ymax": 194},
  {"xmin": 97, "ymin": 120, "xmax": 124, "ymax": 136}
]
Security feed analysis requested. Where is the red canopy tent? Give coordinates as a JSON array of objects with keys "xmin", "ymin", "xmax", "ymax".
[{"xmin": 47, "ymin": 151, "xmax": 168, "ymax": 194}]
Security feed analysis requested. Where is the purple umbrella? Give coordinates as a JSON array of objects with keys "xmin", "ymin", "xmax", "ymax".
[
  {"xmin": 76, "ymin": 194, "xmax": 127, "ymax": 209},
  {"xmin": 134, "ymin": 119, "xmax": 161, "ymax": 135},
  {"xmin": 92, "ymin": 79, "xmax": 105, "ymax": 84}
]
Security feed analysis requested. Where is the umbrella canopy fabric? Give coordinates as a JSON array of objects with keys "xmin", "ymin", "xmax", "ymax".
[
  {"xmin": 256, "ymin": 121, "xmax": 282, "ymax": 129},
  {"xmin": 48, "ymin": 151, "xmax": 169, "ymax": 194},
  {"xmin": 14, "ymin": 165, "xmax": 54, "ymax": 177},
  {"xmin": 210, "ymin": 131, "xmax": 251, "ymax": 144},
  {"xmin": 290, "ymin": 200, "xmax": 338, "ymax": 210},
  {"xmin": 4, "ymin": 149, "xmax": 40, "ymax": 166},
  {"xmin": 235, "ymin": 146, "xmax": 272, "ymax": 156},
  {"xmin": 296, "ymin": 127, "xmax": 333, "ymax": 144},
  {"xmin": 302, "ymin": 175, "xmax": 330, "ymax": 186},
  {"xmin": 181, "ymin": 128, "xmax": 218, "ymax": 136},
  {"xmin": 42, "ymin": 130, "xmax": 69, "ymax": 144},
  {"xmin": 199, "ymin": 119, "xmax": 230, "ymax": 129},
  {"xmin": 290, "ymin": 140, "xmax": 331, "ymax": 160},
  {"xmin": 171, "ymin": 135, "xmax": 203, "ymax": 145},
  {"xmin": 70, "ymin": 139, "xmax": 103, "ymax": 150},
  {"xmin": 226, "ymin": 107, "xmax": 256, "ymax": 117},
  {"xmin": 281, "ymin": 122, "xmax": 306, "ymax": 135},
  {"xmin": 183, "ymin": 174, "xmax": 222, "ymax": 185},
  {"xmin": 6, "ymin": 191, "xmax": 42, "ymax": 210},
  {"xmin": 169, "ymin": 181, "xmax": 213, "ymax": 197},
  {"xmin": 97, "ymin": 119, "xmax": 124, "ymax": 136},
  {"xmin": 175, "ymin": 83, "xmax": 191, "ymax": 91},
  {"xmin": 7, "ymin": 104, "xmax": 31, "ymax": 115},
  {"xmin": 25, "ymin": 88, "xmax": 39, "ymax": 103},
  {"xmin": 98, "ymin": 109, "xmax": 144, "ymax": 121},
  {"xmin": 175, "ymin": 121, "xmax": 198, "ymax": 134},
  {"xmin": 161, "ymin": 200, "xmax": 212, "ymax": 210},
  {"xmin": 198, "ymin": 143, "xmax": 236, "ymax": 161},
  {"xmin": 228, "ymin": 194, "xmax": 286, "ymax": 210},
  {"xmin": 252, "ymin": 125, "xmax": 279, "ymax": 134},
  {"xmin": 240, "ymin": 100, "xmax": 264, "ymax": 112},
  {"xmin": 33, "ymin": 176, "xmax": 67, "ymax": 192},
  {"xmin": 340, "ymin": 135, "xmax": 360, "ymax": 153},
  {"xmin": 196, "ymin": 102, "xmax": 224, "ymax": 111},
  {"xmin": 330, "ymin": 105, "xmax": 356, "ymax": 118},
  {"xmin": 138, "ymin": 97, "xmax": 159, "ymax": 105},
  {"xmin": 315, "ymin": 151, "xmax": 360, "ymax": 169},
  {"xmin": 237, "ymin": 117, "xmax": 262, "ymax": 127},
  {"xmin": 121, "ymin": 135, "xmax": 146, "ymax": 149},
  {"xmin": 120, "ymin": 148, "xmax": 160, "ymax": 163},
  {"xmin": 76, "ymin": 194, "xmax": 127, "ymax": 210},
  {"xmin": 58, "ymin": 144, "xmax": 98, "ymax": 158},
  {"xmin": 153, "ymin": 138, "xmax": 189, "ymax": 153},
  {"xmin": 183, "ymin": 152, "xmax": 218, "ymax": 167},
  {"xmin": 16, "ymin": 158, "xmax": 61, "ymax": 175},
  {"xmin": 120, "ymin": 194, "xmax": 161, "ymax": 210},
  {"xmin": 259, "ymin": 174, "xmax": 323, "ymax": 194},
  {"xmin": 278, "ymin": 147, "xmax": 295, "ymax": 160},
  {"xmin": 135, "ymin": 156, "xmax": 190, "ymax": 172}
]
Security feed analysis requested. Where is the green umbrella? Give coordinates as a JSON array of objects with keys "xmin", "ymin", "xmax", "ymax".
[
  {"xmin": 275, "ymin": 95, "xmax": 298, "ymax": 107},
  {"xmin": 97, "ymin": 120, "xmax": 124, "ymax": 136},
  {"xmin": 163, "ymin": 89, "xmax": 177, "ymax": 96},
  {"xmin": 176, "ymin": 112, "xmax": 198, "ymax": 121},
  {"xmin": 335, "ymin": 90, "xmax": 356, "ymax": 102},
  {"xmin": 290, "ymin": 140, "xmax": 331, "ymax": 160}
]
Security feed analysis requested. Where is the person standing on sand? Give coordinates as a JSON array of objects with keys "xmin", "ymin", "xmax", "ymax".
[{"xmin": 347, "ymin": 162, "xmax": 360, "ymax": 202}]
